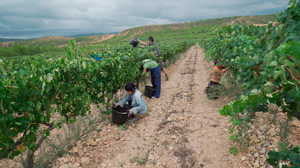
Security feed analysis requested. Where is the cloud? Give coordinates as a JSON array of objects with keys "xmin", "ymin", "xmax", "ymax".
[{"xmin": 0, "ymin": 0, "xmax": 289, "ymax": 39}]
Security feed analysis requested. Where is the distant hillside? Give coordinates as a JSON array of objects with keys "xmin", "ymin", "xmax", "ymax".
[
  {"xmin": 1, "ymin": 36, "xmax": 73, "ymax": 48},
  {"xmin": 98, "ymin": 14, "xmax": 276, "ymax": 45},
  {"xmin": 0, "ymin": 38, "xmax": 31, "ymax": 43},
  {"xmin": 0, "ymin": 34, "xmax": 117, "ymax": 57},
  {"xmin": 67, "ymin": 32, "xmax": 118, "ymax": 38},
  {"xmin": 1, "ymin": 34, "xmax": 115, "ymax": 48},
  {"xmin": 0, "ymin": 32, "xmax": 118, "ymax": 43}
]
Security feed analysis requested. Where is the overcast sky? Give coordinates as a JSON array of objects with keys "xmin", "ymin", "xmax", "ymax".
[{"xmin": 0, "ymin": 0, "xmax": 289, "ymax": 39}]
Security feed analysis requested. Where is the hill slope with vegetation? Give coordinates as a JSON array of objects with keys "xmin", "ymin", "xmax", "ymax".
[
  {"xmin": 0, "ymin": 34, "xmax": 115, "ymax": 57},
  {"xmin": 97, "ymin": 14, "xmax": 275, "ymax": 45},
  {"xmin": 0, "ymin": 14, "xmax": 275, "ymax": 57}
]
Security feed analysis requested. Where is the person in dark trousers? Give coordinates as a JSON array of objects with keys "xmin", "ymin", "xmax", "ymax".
[
  {"xmin": 206, "ymin": 59, "xmax": 229, "ymax": 99},
  {"xmin": 114, "ymin": 83, "xmax": 147, "ymax": 122},
  {"xmin": 138, "ymin": 36, "xmax": 169, "ymax": 81},
  {"xmin": 140, "ymin": 59, "xmax": 161, "ymax": 98}
]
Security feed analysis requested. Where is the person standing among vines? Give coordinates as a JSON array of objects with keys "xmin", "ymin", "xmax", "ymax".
[
  {"xmin": 139, "ymin": 36, "xmax": 169, "ymax": 81},
  {"xmin": 140, "ymin": 59, "xmax": 161, "ymax": 98}
]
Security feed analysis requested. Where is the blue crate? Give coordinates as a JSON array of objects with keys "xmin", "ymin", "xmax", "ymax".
[{"xmin": 90, "ymin": 54, "xmax": 103, "ymax": 62}]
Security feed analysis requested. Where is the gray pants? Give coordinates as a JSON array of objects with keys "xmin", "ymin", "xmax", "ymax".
[{"xmin": 156, "ymin": 58, "xmax": 164, "ymax": 70}]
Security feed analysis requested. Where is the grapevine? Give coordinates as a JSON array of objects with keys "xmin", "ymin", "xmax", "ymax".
[
  {"xmin": 202, "ymin": 0, "xmax": 300, "ymax": 165},
  {"xmin": 0, "ymin": 40, "xmax": 194, "ymax": 167}
]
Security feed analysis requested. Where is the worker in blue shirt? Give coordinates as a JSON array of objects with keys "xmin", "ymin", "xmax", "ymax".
[{"xmin": 114, "ymin": 83, "xmax": 147, "ymax": 122}]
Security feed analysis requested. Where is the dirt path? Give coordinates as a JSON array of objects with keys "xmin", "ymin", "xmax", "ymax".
[{"xmin": 53, "ymin": 44, "xmax": 243, "ymax": 168}]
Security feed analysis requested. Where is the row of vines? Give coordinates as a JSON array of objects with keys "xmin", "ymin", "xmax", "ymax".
[
  {"xmin": 0, "ymin": 40, "xmax": 194, "ymax": 167},
  {"xmin": 202, "ymin": 0, "xmax": 299, "ymax": 167}
]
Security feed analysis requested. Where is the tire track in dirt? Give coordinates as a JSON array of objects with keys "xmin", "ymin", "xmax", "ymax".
[{"xmin": 149, "ymin": 46, "xmax": 199, "ymax": 168}]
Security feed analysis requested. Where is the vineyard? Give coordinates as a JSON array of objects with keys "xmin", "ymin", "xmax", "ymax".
[
  {"xmin": 0, "ymin": 40, "xmax": 193, "ymax": 167},
  {"xmin": 0, "ymin": 1, "xmax": 299, "ymax": 167},
  {"xmin": 203, "ymin": 0, "xmax": 300, "ymax": 167}
]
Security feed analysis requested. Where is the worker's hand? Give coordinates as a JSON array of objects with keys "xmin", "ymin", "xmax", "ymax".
[
  {"xmin": 113, "ymin": 103, "xmax": 119, "ymax": 107},
  {"xmin": 223, "ymin": 67, "xmax": 229, "ymax": 73},
  {"xmin": 127, "ymin": 109, "xmax": 133, "ymax": 117}
]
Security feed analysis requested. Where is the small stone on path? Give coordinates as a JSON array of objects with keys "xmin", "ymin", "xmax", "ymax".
[
  {"xmin": 81, "ymin": 157, "xmax": 91, "ymax": 167},
  {"xmin": 261, "ymin": 148, "xmax": 266, "ymax": 154},
  {"xmin": 59, "ymin": 164, "xmax": 69, "ymax": 168},
  {"xmin": 73, "ymin": 163, "xmax": 80, "ymax": 168}
]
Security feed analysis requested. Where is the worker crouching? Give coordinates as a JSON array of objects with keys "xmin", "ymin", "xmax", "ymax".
[
  {"xmin": 205, "ymin": 59, "xmax": 229, "ymax": 99},
  {"xmin": 114, "ymin": 83, "xmax": 147, "ymax": 122}
]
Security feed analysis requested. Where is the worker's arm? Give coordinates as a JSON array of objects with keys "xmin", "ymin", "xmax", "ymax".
[
  {"xmin": 214, "ymin": 66, "xmax": 225, "ymax": 74},
  {"xmin": 143, "ymin": 68, "xmax": 147, "ymax": 73},
  {"xmin": 222, "ymin": 67, "xmax": 229, "ymax": 73},
  {"xmin": 118, "ymin": 94, "xmax": 131, "ymax": 107},
  {"xmin": 139, "ymin": 40, "xmax": 148, "ymax": 46}
]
